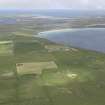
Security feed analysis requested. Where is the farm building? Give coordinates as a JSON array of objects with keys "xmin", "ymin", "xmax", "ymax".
[
  {"xmin": 44, "ymin": 45, "xmax": 70, "ymax": 52},
  {"xmin": 44, "ymin": 45, "xmax": 78, "ymax": 52}
]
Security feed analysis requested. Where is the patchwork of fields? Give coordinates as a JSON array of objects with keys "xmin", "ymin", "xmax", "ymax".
[
  {"xmin": 0, "ymin": 16, "xmax": 105, "ymax": 105},
  {"xmin": 1, "ymin": 36, "xmax": 105, "ymax": 105}
]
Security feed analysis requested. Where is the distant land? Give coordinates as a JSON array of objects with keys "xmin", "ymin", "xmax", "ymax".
[{"xmin": 0, "ymin": 9, "xmax": 105, "ymax": 18}]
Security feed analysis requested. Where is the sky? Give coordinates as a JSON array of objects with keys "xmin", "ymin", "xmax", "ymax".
[{"xmin": 0, "ymin": 0, "xmax": 105, "ymax": 10}]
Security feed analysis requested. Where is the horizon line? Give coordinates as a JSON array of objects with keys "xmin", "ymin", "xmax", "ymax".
[{"xmin": 0, "ymin": 8, "xmax": 105, "ymax": 11}]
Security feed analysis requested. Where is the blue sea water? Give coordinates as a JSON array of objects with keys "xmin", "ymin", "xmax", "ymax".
[{"xmin": 38, "ymin": 28, "xmax": 105, "ymax": 53}]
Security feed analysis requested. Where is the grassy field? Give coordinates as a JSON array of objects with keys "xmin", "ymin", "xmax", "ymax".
[
  {"xmin": 0, "ymin": 16, "xmax": 105, "ymax": 105},
  {"xmin": 16, "ymin": 61, "xmax": 57, "ymax": 75},
  {"xmin": 1, "ymin": 36, "xmax": 105, "ymax": 105},
  {"xmin": 0, "ymin": 41, "xmax": 13, "ymax": 56}
]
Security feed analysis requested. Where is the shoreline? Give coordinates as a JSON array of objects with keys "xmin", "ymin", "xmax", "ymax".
[
  {"xmin": 38, "ymin": 28, "xmax": 74, "ymax": 35},
  {"xmin": 38, "ymin": 27, "xmax": 105, "ymax": 35},
  {"xmin": 36, "ymin": 28, "xmax": 105, "ymax": 54}
]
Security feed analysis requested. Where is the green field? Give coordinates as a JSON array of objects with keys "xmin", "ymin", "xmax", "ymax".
[
  {"xmin": 0, "ymin": 41, "xmax": 13, "ymax": 56},
  {"xmin": 16, "ymin": 61, "xmax": 57, "ymax": 75},
  {"xmin": 0, "ymin": 16, "xmax": 105, "ymax": 105}
]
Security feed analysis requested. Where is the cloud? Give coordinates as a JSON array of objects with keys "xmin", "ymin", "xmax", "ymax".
[{"xmin": 0, "ymin": 0, "xmax": 105, "ymax": 9}]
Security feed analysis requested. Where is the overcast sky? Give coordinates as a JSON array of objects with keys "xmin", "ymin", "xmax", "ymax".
[{"xmin": 0, "ymin": 0, "xmax": 105, "ymax": 10}]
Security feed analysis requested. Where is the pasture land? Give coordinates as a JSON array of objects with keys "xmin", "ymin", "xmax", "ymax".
[
  {"xmin": 0, "ymin": 41, "xmax": 13, "ymax": 56},
  {"xmin": 16, "ymin": 61, "xmax": 58, "ymax": 75},
  {"xmin": 12, "ymin": 32, "xmax": 33, "ymax": 37}
]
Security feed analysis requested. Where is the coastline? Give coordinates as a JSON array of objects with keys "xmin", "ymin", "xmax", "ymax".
[
  {"xmin": 38, "ymin": 27, "xmax": 105, "ymax": 36},
  {"xmin": 36, "ymin": 28, "xmax": 105, "ymax": 54},
  {"xmin": 38, "ymin": 28, "xmax": 74, "ymax": 35}
]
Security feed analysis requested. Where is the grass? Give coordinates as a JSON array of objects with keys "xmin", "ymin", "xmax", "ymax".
[
  {"xmin": 12, "ymin": 32, "xmax": 33, "ymax": 37},
  {"xmin": 0, "ymin": 41, "xmax": 13, "ymax": 56},
  {"xmin": 14, "ymin": 41, "xmax": 55, "ymax": 62},
  {"xmin": 16, "ymin": 61, "xmax": 57, "ymax": 75}
]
